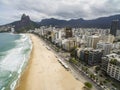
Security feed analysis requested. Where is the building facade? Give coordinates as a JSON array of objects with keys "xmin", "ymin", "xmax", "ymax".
[
  {"xmin": 110, "ymin": 20, "xmax": 119, "ymax": 36},
  {"xmin": 65, "ymin": 27, "xmax": 73, "ymax": 38},
  {"xmin": 97, "ymin": 42, "xmax": 112, "ymax": 56},
  {"xmin": 87, "ymin": 35, "xmax": 100, "ymax": 49},
  {"xmin": 79, "ymin": 48, "xmax": 103, "ymax": 65},
  {"xmin": 102, "ymin": 53, "xmax": 120, "ymax": 81}
]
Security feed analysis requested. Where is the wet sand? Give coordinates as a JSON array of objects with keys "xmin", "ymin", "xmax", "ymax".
[{"xmin": 16, "ymin": 34, "xmax": 84, "ymax": 90}]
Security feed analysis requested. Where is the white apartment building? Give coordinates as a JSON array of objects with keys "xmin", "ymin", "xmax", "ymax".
[
  {"xmin": 113, "ymin": 42, "xmax": 120, "ymax": 49},
  {"xmin": 116, "ymin": 30, "xmax": 120, "ymax": 36},
  {"xmin": 51, "ymin": 30, "xmax": 62, "ymax": 43},
  {"xmin": 62, "ymin": 38, "xmax": 78, "ymax": 51},
  {"xmin": 102, "ymin": 53, "xmax": 120, "ymax": 81},
  {"xmin": 97, "ymin": 42, "xmax": 112, "ymax": 56},
  {"xmin": 99, "ymin": 34, "xmax": 114, "ymax": 43},
  {"xmin": 87, "ymin": 35, "xmax": 100, "ymax": 49},
  {"xmin": 107, "ymin": 34, "xmax": 115, "ymax": 43}
]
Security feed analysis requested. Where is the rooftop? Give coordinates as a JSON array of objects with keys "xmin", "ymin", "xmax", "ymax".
[{"xmin": 106, "ymin": 53, "xmax": 120, "ymax": 63}]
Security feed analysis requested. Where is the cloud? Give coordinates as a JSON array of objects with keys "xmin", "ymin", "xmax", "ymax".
[{"xmin": 0, "ymin": 0, "xmax": 120, "ymax": 25}]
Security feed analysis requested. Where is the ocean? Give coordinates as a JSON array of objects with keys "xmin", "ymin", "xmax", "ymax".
[{"xmin": 0, "ymin": 33, "xmax": 32, "ymax": 90}]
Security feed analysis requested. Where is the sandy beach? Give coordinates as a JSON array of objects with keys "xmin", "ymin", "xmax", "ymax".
[{"xmin": 16, "ymin": 34, "xmax": 84, "ymax": 90}]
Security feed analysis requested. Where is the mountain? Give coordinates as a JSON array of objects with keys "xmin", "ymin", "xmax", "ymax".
[
  {"xmin": 39, "ymin": 14, "xmax": 120, "ymax": 29},
  {"xmin": 0, "ymin": 14, "xmax": 120, "ymax": 32},
  {"xmin": 11, "ymin": 14, "xmax": 38, "ymax": 32},
  {"xmin": 0, "ymin": 14, "xmax": 38, "ymax": 33}
]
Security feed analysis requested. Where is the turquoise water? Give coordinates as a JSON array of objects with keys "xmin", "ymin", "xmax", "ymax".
[{"xmin": 0, "ymin": 33, "xmax": 32, "ymax": 90}]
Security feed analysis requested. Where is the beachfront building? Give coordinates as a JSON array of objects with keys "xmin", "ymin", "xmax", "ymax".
[
  {"xmin": 62, "ymin": 38, "xmax": 78, "ymax": 51},
  {"xmin": 101, "ymin": 53, "xmax": 120, "ymax": 81},
  {"xmin": 77, "ymin": 48, "xmax": 82, "ymax": 58},
  {"xmin": 79, "ymin": 48, "xmax": 103, "ymax": 65},
  {"xmin": 50, "ymin": 28, "xmax": 65, "ymax": 42},
  {"xmin": 39, "ymin": 26, "xmax": 45, "ymax": 36},
  {"xmin": 97, "ymin": 42, "xmax": 112, "ymax": 56},
  {"xmin": 51, "ymin": 30, "xmax": 58, "ymax": 43},
  {"xmin": 79, "ymin": 48, "xmax": 92, "ymax": 63},
  {"xmin": 88, "ymin": 49, "xmax": 103, "ymax": 65}
]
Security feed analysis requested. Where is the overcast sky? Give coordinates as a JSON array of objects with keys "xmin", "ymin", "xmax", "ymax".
[{"xmin": 0, "ymin": 0, "xmax": 120, "ymax": 25}]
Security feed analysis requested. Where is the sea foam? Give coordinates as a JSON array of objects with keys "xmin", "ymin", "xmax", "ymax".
[{"xmin": 0, "ymin": 33, "xmax": 32, "ymax": 90}]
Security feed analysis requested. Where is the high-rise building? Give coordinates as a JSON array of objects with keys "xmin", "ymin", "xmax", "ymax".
[
  {"xmin": 107, "ymin": 34, "xmax": 115, "ymax": 43},
  {"xmin": 97, "ymin": 42, "xmax": 112, "ymax": 56},
  {"xmin": 87, "ymin": 35, "xmax": 100, "ymax": 49},
  {"xmin": 65, "ymin": 27, "xmax": 73, "ymax": 38},
  {"xmin": 110, "ymin": 20, "xmax": 119, "ymax": 36},
  {"xmin": 101, "ymin": 56, "xmax": 109, "ymax": 71},
  {"xmin": 80, "ymin": 48, "xmax": 90, "ymax": 62},
  {"xmin": 88, "ymin": 49, "xmax": 103, "ymax": 65},
  {"xmin": 62, "ymin": 38, "xmax": 77, "ymax": 51},
  {"xmin": 116, "ymin": 30, "xmax": 120, "ymax": 36},
  {"xmin": 79, "ymin": 48, "xmax": 103, "ymax": 65}
]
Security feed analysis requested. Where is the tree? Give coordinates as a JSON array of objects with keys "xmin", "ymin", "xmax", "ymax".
[
  {"xmin": 100, "ymin": 80, "xmax": 103, "ymax": 85},
  {"xmin": 90, "ymin": 74, "xmax": 95, "ymax": 79},
  {"xmin": 95, "ymin": 66, "xmax": 100, "ymax": 73},
  {"xmin": 82, "ymin": 66, "xmax": 89, "ymax": 73},
  {"xmin": 110, "ymin": 59, "xmax": 117, "ymax": 65},
  {"xmin": 103, "ymin": 80, "xmax": 107, "ymax": 84},
  {"xmin": 84, "ymin": 82, "xmax": 92, "ymax": 89},
  {"xmin": 69, "ymin": 58, "xmax": 78, "ymax": 64},
  {"xmin": 95, "ymin": 66, "xmax": 100, "ymax": 71},
  {"xmin": 70, "ymin": 47, "xmax": 77, "ymax": 58}
]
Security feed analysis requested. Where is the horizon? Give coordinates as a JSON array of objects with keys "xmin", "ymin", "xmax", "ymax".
[
  {"xmin": 0, "ymin": 0, "xmax": 120, "ymax": 25},
  {"xmin": 0, "ymin": 13, "xmax": 120, "ymax": 26}
]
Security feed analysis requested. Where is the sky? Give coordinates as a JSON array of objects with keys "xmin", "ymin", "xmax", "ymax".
[{"xmin": 0, "ymin": 0, "xmax": 120, "ymax": 25}]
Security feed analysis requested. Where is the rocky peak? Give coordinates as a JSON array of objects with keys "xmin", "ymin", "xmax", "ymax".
[{"xmin": 21, "ymin": 14, "xmax": 30, "ymax": 22}]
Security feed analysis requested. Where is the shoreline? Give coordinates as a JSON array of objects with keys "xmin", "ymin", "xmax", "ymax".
[
  {"xmin": 15, "ymin": 34, "xmax": 34, "ymax": 90},
  {"xmin": 15, "ymin": 34, "xmax": 84, "ymax": 90}
]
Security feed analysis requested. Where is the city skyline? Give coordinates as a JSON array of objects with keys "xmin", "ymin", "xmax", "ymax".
[
  {"xmin": 0, "ymin": 0, "xmax": 120, "ymax": 25},
  {"xmin": 0, "ymin": 0, "xmax": 120, "ymax": 90}
]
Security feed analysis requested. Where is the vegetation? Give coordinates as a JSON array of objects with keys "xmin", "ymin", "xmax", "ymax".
[
  {"xmin": 84, "ymin": 82, "xmax": 92, "ymax": 89},
  {"xmin": 112, "ymin": 83, "xmax": 117, "ymax": 87},
  {"xmin": 103, "ymin": 80, "xmax": 108, "ymax": 84},
  {"xmin": 110, "ymin": 59, "xmax": 117, "ymax": 65},
  {"xmin": 82, "ymin": 66, "xmax": 88, "ymax": 73},
  {"xmin": 105, "ymin": 78, "xmax": 111, "ymax": 82},
  {"xmin": 95, "ymin": 66, "xmax": 100, "ymax": 73},
  {"xmin": 69, "ymin": 58, "xmax": 78, "ymax": 64},
  {"xmin": 95, "ymin": 66, "xmax": 100, "ymax": 71},
  {"xmin": 90, "ymin": 74, "xmax": 96, "ymax": 79},
  {"xmin": 70, "ymin": 47, "xmax": 77, "ymax": 58},
  {"xmin": 95, "ymin": 77, "xmax": 98, "ymax": 82}
]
